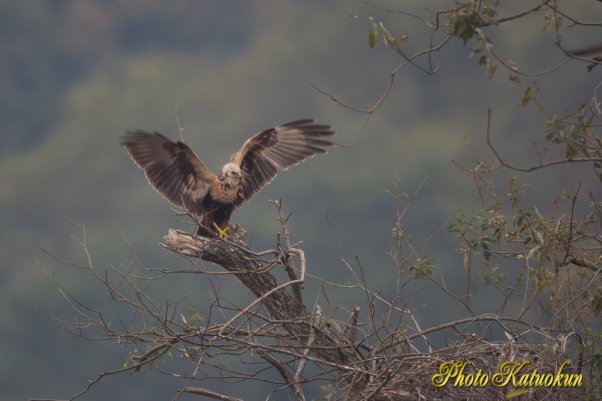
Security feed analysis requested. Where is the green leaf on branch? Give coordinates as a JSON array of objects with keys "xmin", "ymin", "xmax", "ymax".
[
  {"xmin": 369, "ymin": 23, "xmax": 379, "ymax": 48},
  {"xmin": 520, "ymin": 82, "xmax": 539, "ymax": 107}
]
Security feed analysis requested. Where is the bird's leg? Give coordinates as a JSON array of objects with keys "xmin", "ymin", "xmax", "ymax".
[{"xmin": 212, "ymin": 222, "xmax": 230, "ymax": 239}]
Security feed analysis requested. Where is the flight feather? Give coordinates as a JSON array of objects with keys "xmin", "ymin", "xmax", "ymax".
[{"xmin": 121, "ymin": 119, "xmax": 334, "ymax": 236}]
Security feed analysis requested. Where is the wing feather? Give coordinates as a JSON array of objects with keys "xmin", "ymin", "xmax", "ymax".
[
  {"xmin": 121, "ymin": 130, "xmax": 216, "ymax": 216},
  {"xmin": 231, "ymin": 119, "xmax": 335, "ymax": 204}
]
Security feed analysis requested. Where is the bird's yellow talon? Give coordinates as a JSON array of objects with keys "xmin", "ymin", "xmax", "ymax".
[{"xmin": 212, "ymin": 223, "xmax": 230, "ymax": 239}]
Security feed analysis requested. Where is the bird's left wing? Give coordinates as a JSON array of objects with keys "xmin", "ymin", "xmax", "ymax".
[
  {"xmin": 230, "ymin": 119, "xmax": 335, "ymax": 204},
  {"xmin": 121, "ymin": 130, "xmax": 216, "ymax": 216}
]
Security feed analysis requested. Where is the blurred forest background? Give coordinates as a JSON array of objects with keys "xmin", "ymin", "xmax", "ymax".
[{"xmin": 0, "ymin": 1, "xmax": 599, "ymax": 400}]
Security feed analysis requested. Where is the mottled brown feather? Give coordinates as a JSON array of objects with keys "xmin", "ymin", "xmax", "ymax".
[
  {"xmin": 122, "ymin": 119, "xmax": 334, "ymax": 235},
  {"xmin": 120, "ymin": 130, "xmax": 216, "ymax": 216},
  {"xmin": 230, "ymin": 119, "xmax": 335, "ymax": 204}
]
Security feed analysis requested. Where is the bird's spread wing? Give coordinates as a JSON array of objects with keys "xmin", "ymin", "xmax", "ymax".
[
  {"xmin": 121, "ymin": 130, "xmax": 216, "ymax": 215},
  {"xmin": 230, "ymin": 119, "xmax": 335, "ymax": 204}
]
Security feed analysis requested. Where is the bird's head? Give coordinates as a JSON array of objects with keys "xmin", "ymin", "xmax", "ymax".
[{"xmin": 220, "ymin": 163, "xmax": 242, "ymax": 184}]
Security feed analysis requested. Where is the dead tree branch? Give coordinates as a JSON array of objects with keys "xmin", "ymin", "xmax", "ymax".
[
  {"xmin": 160, "ymin": 229, "xmax": 364, "ymax": 369},
  {"xmin": 180, "ymin": 387, "xmax": 243, "ymax": 401}
]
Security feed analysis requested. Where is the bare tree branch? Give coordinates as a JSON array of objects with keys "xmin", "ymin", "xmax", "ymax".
[
  {"xmin": 486, "ymin": 108, "xmax": 602, "ymax": 172},
  {"xmin": 257, "ymin": 351, "xmax": 305, "ymax": 401},
  {"xmin": 180, "ymin": 387, "xmax": 243, "ymax": 401}
]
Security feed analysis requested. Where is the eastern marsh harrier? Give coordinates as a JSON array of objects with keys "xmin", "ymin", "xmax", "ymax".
[{"xmin": 121, "ymin": 119, "xmax": 335, "ymax": 238}]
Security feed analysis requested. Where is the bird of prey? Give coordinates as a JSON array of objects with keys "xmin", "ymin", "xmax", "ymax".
[{"xmin": 121, "ymin": 119, "xmax": 335, "ymax": 238}]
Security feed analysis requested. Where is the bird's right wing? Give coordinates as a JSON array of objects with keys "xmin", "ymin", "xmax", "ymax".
[
  {"xmin": 121, "ymin": 130, "xmax": 216, "ymax": 215},
  {"xmin": 230, "ymin": 119, "xmax": 335, "ymax": 204}
]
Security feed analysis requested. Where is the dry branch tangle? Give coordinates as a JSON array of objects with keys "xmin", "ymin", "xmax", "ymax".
[
  {"xmin": 162, "ymin": 233, "xmax": 361, "ymax": 360},
  {"xmin": 159, "ymin": 229, "xmax": 588, "ymax": 401},
  {"xmin": 160, "ymin": 229, "xmax": 420, "ymax": 400}
]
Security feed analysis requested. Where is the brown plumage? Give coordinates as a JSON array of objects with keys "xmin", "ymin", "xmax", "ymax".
[{"xmin": 121, "ymin": 119, "xmax": 335, "ymax": 237}]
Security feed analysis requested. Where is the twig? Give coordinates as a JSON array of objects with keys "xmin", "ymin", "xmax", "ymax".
[
  {"xmin": 562, "ymin": 181, "xmax": 582, "ymax": 265},
  {"xmin": 479, "ymin": 0, "xmax": 553, "ymax": 27},
  {"xmin": 486, "ymin": 107, "xmax": 602, "ymax": 172},
  {"xmin": 180, "ymin": 387, "xmax": 243, "ymax": 401},
  {"xmin": 175, "ymin": 104, "xmax": 185, "ymax": 142},
  {"xmin": 293, "ymin": 304, "xmax": 318, "ymax": 383},
  {"xmin": 258, "ymin": 351, "xmax": 305, "ymax": 401},
  {"xmin": 345, "ymin": 306, "xmax": 360, "ymax": 343}
]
